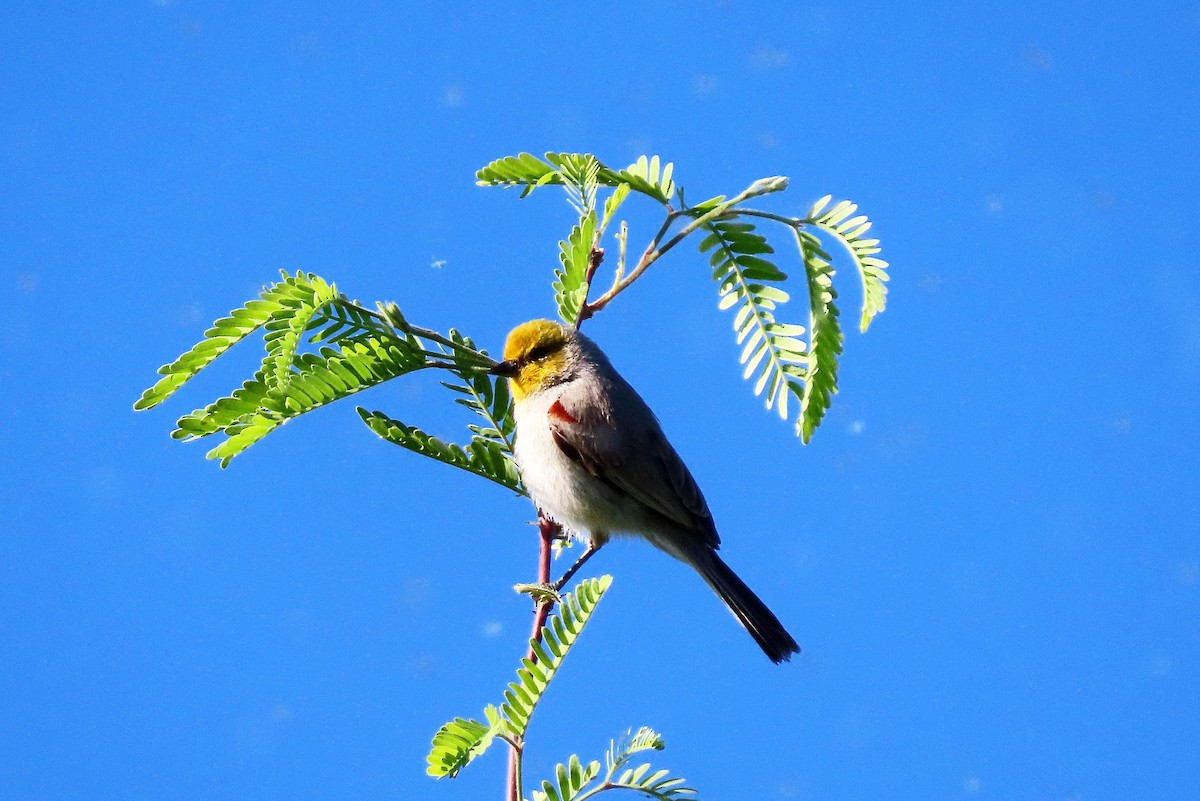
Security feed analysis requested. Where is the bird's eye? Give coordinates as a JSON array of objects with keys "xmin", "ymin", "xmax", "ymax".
[{"xmin": 525, "ymin": 343, "xmax": 559, "ymax": 363}]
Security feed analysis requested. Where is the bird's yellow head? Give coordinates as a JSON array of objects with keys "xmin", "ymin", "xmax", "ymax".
[{"xmin": 490, "ymin": 319, "xmax": 573, "ymax": 401}]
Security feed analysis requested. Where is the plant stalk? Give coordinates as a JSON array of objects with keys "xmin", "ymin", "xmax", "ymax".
[
  {"xmin": 583, "ymin": 176, "xmax": 788, "ymax": 316},
  {"xmin": 507, "ymin": 515, "xmax": 560, "ymax": 801}
]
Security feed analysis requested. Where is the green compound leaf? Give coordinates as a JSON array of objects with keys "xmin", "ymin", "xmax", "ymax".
[
  {"xmin": 617, "ymin": 154, "xmax": 675, "ymax": 204},
  {"xmin": 554, "ymin": 211, "xmax": 596, "ymax": 325},
  {"xmin": 794, "ymin": 228, "xmax": 845, "ymax": 443},
  {"xmin": 478, "ymin": 151, "xmax": 679, "ymax": 207},
  {"xmin": 426, "ymin": 708, "xmax": 504, "ymax": 778},
  {"xmin": 357, "ymin": 408, "xmax": 524, "ymax": 495},
  {"xmin": 701, "ymin": 220, "xmax": 808, "ymax": 423},
  {"xmin": 806, "ymin": 196, "xmax": 890, "ymax": 332},
  {"xmin": 475, "ymin": 152, "xmax": 562, "ymax": 196},
  {"xmin": 139, "ymin": 270, "xmax": 510, "ymax": 469},
  {"xmin": 305, "ymin": 295, "xmax": 394, "ymax": 346},
  {"xmin": 600, "ymin": 182, "xmax": 631, "ymax": 231},
  {"xmin": 499, "ymin": 576, "xmax": 611, "ymax": 740},
  {"xmin": 440, "ymin": 329, "xmax": 517, "ymax": 444},
  {"xmin": 529, "ymin": 727, "xmax": 695, "ymax": 801},
  {"xmin": 425, "ymin": 577, "xmax": 613, "ymax": 782},
  {"xmin": 531, "ymin": 755, "xmax": 602, "ymax": 801},
  {"xmin": 548, "ymin": 153, "xmax": 603, "ymax": 216},
  {"xmin": 169, "ymin": 369, "xmax": 277, "ymax": 441},
  {"xmin": 263, "ymin": 273, "xmax": 341, "ymax": 391},
  {"xmin": 173, "ymin": 337, "xmax": 428, "ymax": 467},
  {"xmin": 606, "ymin": 726, "xmax": 665, "ymax": 774},
  {"xmin": 134, "ymin": 271, "xmax": 335, "ymax": 411},
  {"xmin": 360, "ymin": 327, "xmax": 523, "ymax": 492},
  {"xmin": 601, "ymin": 727, "xmax": 696, "ymax": 800},
  {"xmin": 609, "ymin": 763, "xmax": 696, "ymax": 801}
]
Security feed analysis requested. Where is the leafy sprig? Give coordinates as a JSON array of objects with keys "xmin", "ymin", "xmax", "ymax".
[
  {"xmin": 136, "ymin": 270, "xmax": 515, "ymax": 472},
  {"xmin": 804, "ymin": 195, "xmax": 890, "ymax": 332},
  {"xmin": 702, "ymin": 219, "xmax": 805, "ymax": 422},
  {"xmin": 134, "ymin": 271, "xmax": 338, "ymax": 411},
  {"xmin": 794, "ymin": 229, "xmax": 844, "ymax": 442},
  {"xmin": 528, "ymin": 727, "xmax": 696, "ymax": 801},
  {"xmin": 477, "ymin": 151, "xmax": 888, "ymax": 439},
  {"xmin": 426, "ymin": 576, "xmax": 613, "ymax": 781},
  {"xmin": 138, "ymin": 151, "xmax": 894, "ymax": 801}
]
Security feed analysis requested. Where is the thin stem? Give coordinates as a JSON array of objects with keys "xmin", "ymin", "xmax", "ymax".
[
  {"xmin": 647, "ymin": 208, "xmax": 685, "ymax": 253},
  {"xmin": 572, "ymin": 244, "xmax": 606, "ymax": 328},
  {"xmin": 412, "ymin": 359, "xmax": 476, "ymax": 372},
  {"xmin": 581, "ymin": 212, "xmax": 689, "ymax": 315},
  {"xmin": 733, "ymin": 208, "xmax": 805, "ymax": 227},
  {"xmin": 343, "ymin": 299, "xmax": 498, "ymax": 366},
  {"xmin": 456, "ymin": 370, "xmax": 517, "ymax": 455},
  {"xmin": 506, "ymin": 749, "xmax": 517, "ymax": 801},
  {"xmin": 579, "ymin": 209, "xmax": 682, "ymax": 319},
  {"xmin": 613, "ymin": 221, "xmax": 627, "ymax": 288},
  {"xmin": 527, "ymin": 516, "xmax": 560, "ymax": 660},
  {"xmin": 504, "ymin": 739, "xmax": 524, "ymax": 801},
  {"xmin": 573, "ymin": 783, "xmax": 610, "ymax": 801},
  {"xmin": 577, "ymin": 206, "xmax": 675, "ymax": 328},
  {"xmin": 584, "ymin": 176, "xmax": 787, "ymax": 317},
  {"xmin": 411, "ymin": 347, "xmax": 485, "ymax": 365},
  {"xmin": 513, "ymin": 746, "xmax": 524, "ymax": 801},
  {"xmin": 335, "ymin": 298, "xmax": 388, "ymax": 322},
  {"xmin": 410, "ymin": 326, "xmax": 497, "ymax": 365},
  {"xmin": 508, "ymin": 515, "xmax": 560, "ymax": 801}
]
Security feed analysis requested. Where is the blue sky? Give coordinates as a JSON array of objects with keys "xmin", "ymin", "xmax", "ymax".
[{"xmin": 3, "ymin": 3, "xmax": 1199, "ymax": 799}]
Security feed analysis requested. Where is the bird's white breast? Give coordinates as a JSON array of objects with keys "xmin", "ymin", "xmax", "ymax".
[{"xmin": 513, "ymin": 387, "xmax": 641, "ymax": 541}]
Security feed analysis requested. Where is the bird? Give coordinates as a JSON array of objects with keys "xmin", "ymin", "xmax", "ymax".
[{"xmin": 489, "ymin": 319, "xmax": 800, "ymax": 663}]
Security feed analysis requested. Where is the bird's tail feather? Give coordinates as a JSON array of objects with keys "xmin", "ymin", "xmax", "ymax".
[{"xmin": 692, "ymin": 550, "xmax": 800, "ymax": 663}]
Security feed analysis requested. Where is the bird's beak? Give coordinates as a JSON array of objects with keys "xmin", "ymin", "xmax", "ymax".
[{"xmin": 489, "ymin": 360, "xmax": 519, "ymax": 378}]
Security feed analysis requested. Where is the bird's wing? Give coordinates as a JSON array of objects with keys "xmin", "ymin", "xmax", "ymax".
[{"xmin": 547, "ymin": 380, "xmax": 719, "ymax": 549}]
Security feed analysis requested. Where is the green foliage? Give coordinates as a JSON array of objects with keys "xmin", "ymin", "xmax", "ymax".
[
  {"xmin": 307, "ymin": 293, "xmax": 395, "ymax": 345},
  {"xmin": 702, "ymin": 220, "xmax": 807, "ymax": 421},
  {"xmin": 135, "ymin": 271, "xmax": 338, "ymax": 411},
  {"xmin": 600, "ymin": 183, "xmax": 630, "ymax": 233},
  {"xmin": 426, "ymin": 715, "xmax": 500, "ymax": 779},
  {"xmin": 555, "ymin": 211, "xmax": 596, "ymax": 324},
  {"xmin": 263, "ymin": 274, "xmax": 342, "ymax": 389},
  {"xmin": 483, "ymin": 152, "xmax": 685, "ymax": 326},
  {"xmin": 604, "ymin": 762, "xmax": 695, "ymax": 801},
  {"xmin": 475, "ymin": 152, "xmax": 888, "ymax": 443},
  {"xmin": 439, "ymin": 329, "xmax": 516, "ymax": 444},
  {"xmin": 501, "ymin": 574, "xmax": 610, "ymax": 739},
  {"xmin": 476, "ymin": 152, "xmax": 677, "ymax": 206},
  {"xmin": 806, "ymin": 195, "xmax": 890, "ymax": 332},
  {"xmin": 475, "ymin": 152, "xmax": 564, "ymax": 196},
  {"xmin": 794, "ymin": 229, "xmax": 844, "ymax": 443},
  {"xmin": 607, "ymin": 726, "xmax": 666, "ymax": 768},
  {"xmin": 529, "ymin": 727, "xmax": 696, "ymax": 801},
  {"xmin": 426, "ymin": 576, "xmax": 613, "ymax": 779},
  {"xmin": 140, "ymin": 150, "xmax": 895, "ymax": 800},
  {"xmin": 174, "ymin": 336, "xmax": 429, "ymax": 467},
  {"xmin": 357, "ymin": 408, "xmax": 524, "ymax": 495},
  {"xmin": 531, "ymin": 754, "xmax": 602, "ymax": 801},
  {"xmin": 136, "ymin": 271, "xmax": 514, "ymax": 470},
  {"xmin": 617, "ymin": 154, "xmax": 675, "ymax": 204},
  {"xmin": 550, "ymin": 153, "xmax": 604, "ymax": 216}
]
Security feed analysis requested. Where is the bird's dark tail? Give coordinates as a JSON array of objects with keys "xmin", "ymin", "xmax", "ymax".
[{"xmin": 691, "ymin": 549, "xmax": 800, "ymax": 663}]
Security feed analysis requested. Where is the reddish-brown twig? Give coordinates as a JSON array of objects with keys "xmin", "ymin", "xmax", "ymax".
[
  {"xmin": 506, "ymin": 515, "xmax": 562, "ymax": 801},
  {"xmin": 573, "ymin": 246, "xmax": 606, "ymax": 328}
]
